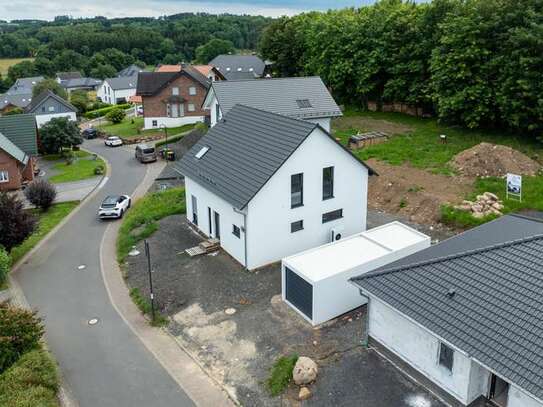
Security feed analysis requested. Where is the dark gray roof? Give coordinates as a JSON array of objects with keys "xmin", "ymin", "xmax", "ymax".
[
  {"xmin": 208, "ymin": 77, "xmax": 342, "ymax": 120},
  {"xmin": 175, "ymin": 104, "xmax": 373, "ymax": 209},
  {"xmin": 0, "ymin": 114, "xmax": 38, "ymax": 155},
  {"xmin": 117, "ymin": 64, "xmax": 144, "ymax": 77},
  {"xmin": 62, "ymin": 77, "xmax": 102, "ymax": 89},
  {"xmin": 210, "ymin": 54, "xmax": 265, "ymax": 77},
  {"xmin": 25, "ymin": 90, "xmax": 77, "ymax": 114},
  {"xmin": 7, "ymin": 76, "xmax": 44, "ymax": 95},
  {"xmin": 105, "ymin": 75, "xmax": 138, "ymax": 90},
  {"xmin": 221, "ymin": 70, "xmax": 259, "ymax": 81},
  {"xmin": 56, "ymin": 71, "xmax": 82, "ymax": 80},
  {"xmin": 136, "ymin": 67, "xmax": 209, "ymax": 96},
  {"xmin": 0, "ymin": 93, "xmax": 33, "ymax": 109},
  {"xmin": 352, "ymin": 216, "xmax": 543, "ymax": 401}
]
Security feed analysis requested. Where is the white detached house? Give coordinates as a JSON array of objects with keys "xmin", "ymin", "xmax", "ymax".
[{"xmin": 175, "ymin": 104, "xmax": 375, "ymax": 270}]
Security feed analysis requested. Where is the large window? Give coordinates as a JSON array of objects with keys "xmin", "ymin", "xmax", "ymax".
[
  {"xmin": 438, "ymin": 342, "xmax": 454, "ymax": 372},
  {"xmin": 323, "ymin": 166, "xmax": 334, "ymax": 200},
  {"xmin": 291, "ymin": 173, "xmax": 303, "ymax": 208},
  {"xmin": 188, "ymin": 103, "xmax": 195, "ymax": 112},
  {"xmin": 0, "ymin": 170, "xmax": 8, "ymax": 183},
  {"xmin": 172, "ymin": 87, "xmax": 179, "ymax": 95},
  {"xmin": 189, "ymin": 86, "xmax": 197, "ymax": 96},
  {"xmin": 291, "ymin": 220, "xmax": 304, "ymax": 233},
  {"xmin": 322, "ymin": 209, "xmax": 343, "ymax": 223}
]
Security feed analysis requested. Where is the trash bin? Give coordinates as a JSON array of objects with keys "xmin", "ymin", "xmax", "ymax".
[{"xmin": 166, "ymin": 150, "xmax": 175, "ymax": 161}]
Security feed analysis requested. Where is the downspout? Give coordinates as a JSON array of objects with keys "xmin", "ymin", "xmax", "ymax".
[
  {"xmin": 233, "ymin": 207, "xmax": 248, "ymax": 269},
  {"xmin": 349, "ymin": 280, "xmax": 370, "ymax": 348}
]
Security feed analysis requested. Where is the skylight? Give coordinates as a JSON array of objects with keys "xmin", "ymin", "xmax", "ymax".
[
  {"xmin": 296, "ymin": 99, "xmax": 313, "ymax": 108},
  {"xmin": 195, "ymin": 146, "xmax": 210, "ymax": 159}
]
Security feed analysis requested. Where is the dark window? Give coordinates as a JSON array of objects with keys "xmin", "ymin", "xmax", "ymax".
[
  {"xmin": 291, "ymin": 173, "xmax": 303, "ymax": 208},
  {"xmin": 208, "ymin": 207, "xmax": 212, "ymax": 235},
  {"xmin": 291, "ymin": 220, "xmax": 304, "ymax": 233},
  {"xmin": 296, "ymin": 99, "xmax": 312, "ymax": 108},
  {"xmin": 285, "ymin": 267, "xmax": 313, "ymax": 319},
  {"xmin": 322, "ymin": 209, "xmax": 343, "ymax": 223},
  {"xmin": 152, "ymin": 120, "xmax": 157, "ymax": 127},
  {"xmin": 439, "ymin": 342, "xmax": 454, "ymax": 372},
  {"xmin": 323, "ymin": 166, "xmax": 334, "ymax": 200},
  {"xmin": 191, "ymin": 195, "xmax": 198, "ymax": 225},
  {"xmin": 233, "ymin": 225, "xmax": 241, "ymax": 238}
]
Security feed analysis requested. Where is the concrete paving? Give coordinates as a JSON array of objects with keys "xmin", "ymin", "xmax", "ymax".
[{"xmin": 12, "ymin": 139, "xmax": 196, "ymax": 407}]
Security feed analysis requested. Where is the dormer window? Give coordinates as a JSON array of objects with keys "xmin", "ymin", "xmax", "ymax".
[
  {"xmin": 237, "ymin": 67, "xmax": 242, "ymax": 71},
  {"xmin": 296, "ymin": 99, "xmax": 312, "ymax": 108}
]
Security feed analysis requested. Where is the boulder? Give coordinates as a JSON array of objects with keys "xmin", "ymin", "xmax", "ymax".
[
  {"xmin": 293, "ymin": 357, "xmax": 318, "ymax": 385},
  {"xmin": 298, "ymin": 387, "xmax": 312, "ymax": 400},
  {"xmin": 483, "ymin": 192, "xmax": 499, "ymax": 202}
]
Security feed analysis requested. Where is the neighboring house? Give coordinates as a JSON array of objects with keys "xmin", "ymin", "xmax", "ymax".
[
  {"xmin": 175, "ymin": 104, "xmax": 374, "ymax": 270},
  {"xmin": 97, "ymin": 76, "xmax": 138, "ymax": 104},
  {"xmin": 351, "ymin": 213, "xmax": 543, "ymax": 407},
  {"xmin": 7, "ymin": 76, "xmax": 44, "ymax": 95},
  {"xmin": 25, "ymin": 90, "xmax": 77, "ymax": 127},
  {"xmin": 209, "ymin": 54, "xmax": 266, "ymax": 80},
  {"xmin": 156, "ymin": 64, "xmax": 225, "ymax": 82},
  {"xmin": 136, "ymin": 66, "xmax": 210, "ymax": 129},
  {"xmin": 203, "ymin": 76, "xmax": 342, "ymax": 131},
  {"xmin": 56, "ymin": 71, "xmax": 82, "ymax": 83},
  {"xmin": 0, "ymin": 113, "xmax": 38, "ymax": 190},
  {"xmin": 58, "ymin": 77, "xmax": 102, "ymax": 93},
  {"xmin": 117, "ymin": 64, "xmax": 144, "ymax": 77},
  {"xmin": 0, "ymin": 76, "xmax": 44, "ymax": 113}
]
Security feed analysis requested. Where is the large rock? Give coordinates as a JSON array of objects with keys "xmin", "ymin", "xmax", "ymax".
[{"xmin": 293, "ymin": 357, "xmax": 318, "ymax": 385}]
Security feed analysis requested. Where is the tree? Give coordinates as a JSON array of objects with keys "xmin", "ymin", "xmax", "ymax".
[
  {"xmin": 39, "ymin": 117, "xmax": 82, "ymax": 154},
  {"xmin": 195, "ymin": 38, "xmax": 235, "ymax": 64},
  {"xmin": 105, "ymin": 107, "xmax": 126, "ymax": 124},
  {"xmin": 70, "ymin": 90, "xmax": 89, "ymax": 113},
  {"xmin": 32, "ymin": 78, "xmax": 68, "ymax": 100},
  {"xmin": 0, "ymin": 193, "xmax": 36, "ymax": 252},
  {"xmin": 24, "ymin": 179, "xmax": 57, "ymax": 211},
  {"xmin": 7, "ymin": 60, "xmax": 36, "ymax": 84},
  {"xmin": 3, "ymin": 107, "xmax": 23, "ymax": 116},
  {"xmin": 89, "ymin": 64, "xmax": 116, "ymax": 80}
]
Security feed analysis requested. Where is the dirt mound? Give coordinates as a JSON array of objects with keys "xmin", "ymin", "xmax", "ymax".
[
  {"xmin": 451, "ymin": 142, "xmax": 540, "ymax": 177},
  {"xmin": 333, "ymin": 116, "xmax": 413, "ymax": 135},
  {"xmin": 367, "ymin": 159, "xmax": 472, "ymax": 224}
]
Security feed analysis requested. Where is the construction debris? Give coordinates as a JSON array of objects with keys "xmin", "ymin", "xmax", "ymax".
[{"xmin": 454, "ymin": 192, "xmax": 504, "ymax": 218}]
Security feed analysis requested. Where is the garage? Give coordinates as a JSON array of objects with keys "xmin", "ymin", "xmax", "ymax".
[{"xmin": 281, "ymin": 222, "xmax": 430, "ymax": 326}]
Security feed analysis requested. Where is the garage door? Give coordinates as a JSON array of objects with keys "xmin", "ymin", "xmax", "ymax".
[{"xmin": 285, "ymin": 267, "xmax": 313, "ymax": 319}]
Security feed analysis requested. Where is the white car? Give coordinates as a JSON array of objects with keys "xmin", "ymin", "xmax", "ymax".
[
  {"xmin": 104, "ymin": 136, "xmax": 123, "ymax": 147},
  {"xmin": 98, "ymin": 195, "xmax": 131, "ymax": 219}
]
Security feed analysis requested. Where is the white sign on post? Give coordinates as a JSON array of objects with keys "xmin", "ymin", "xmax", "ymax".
[{"xmin": 506, "ymin": 173, "xmax": 522, "ymax": 201}]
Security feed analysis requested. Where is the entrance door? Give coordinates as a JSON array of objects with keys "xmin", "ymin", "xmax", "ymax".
[
  {"xmin": 489, "ymin": 374, "xmax": 509, "ymax": 407},
  {"xmin": 191, "ymin": 195, "xmax": 198, "ymax": 225},
  {"xmin": 214, "ymin": 211, "xmax": 220, "ymax": 239}
]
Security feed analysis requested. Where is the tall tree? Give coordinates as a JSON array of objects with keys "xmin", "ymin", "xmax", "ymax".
[{"xmin": 195, "ymin": 38, "xmax": 235, "ymax": 64}]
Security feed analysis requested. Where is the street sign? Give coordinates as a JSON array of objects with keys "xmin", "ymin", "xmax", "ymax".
[{"xmin": 506, "ymin": 173, "xmax": 522, "ymax": 201}]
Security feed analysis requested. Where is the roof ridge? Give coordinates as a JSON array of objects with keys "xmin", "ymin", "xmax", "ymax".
[
  {"xmin": 213, "ymin": 76, "xmax": 322, "ymax": 84},
  {"xmin": 228, "ymin": 103, "xmax": 318, "ymax": 130},
  {"xmin": 352, "ymin": 233, "xmax": 543, "ymax": 282}
]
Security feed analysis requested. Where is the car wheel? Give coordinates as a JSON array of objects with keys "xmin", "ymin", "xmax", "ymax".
[
  {"xmin": 127, "ymin": 199, "xmax": 131, "ymax": 208},
  {"xmin": 119, "ymin": 209, "xmax": 124, "ymax": 218}
]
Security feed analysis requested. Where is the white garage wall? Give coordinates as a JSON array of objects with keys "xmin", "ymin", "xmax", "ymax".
[
  {"xmin": 144, "ymin": 116, "xmax": 204, "ymax": 130},
  {"xmin": 246, "ymin": 127, "xmax": 368, "ymax": 270},
  {"xmin": 509, "ymin": 386, "xmax": 543, "ymax": 407},
  {"xmin": 306, "ymin": 117, "xmax": 331, "ymax": 133},
  {"xmin": 185, "ymin": 177, "xmax": 246, "ymax": 266}
]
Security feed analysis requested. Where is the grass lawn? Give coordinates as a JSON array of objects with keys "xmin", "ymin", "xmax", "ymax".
[
  {"xmin": 98, "ymin": 117, "xmax": 195, "ymax": 140},
  {"xmin": 333, "ymin": 109, "xmax": 542, "ymax": 175},
  {"xmin": 0, "ymin": 57, "xmax": 34, "ymax": 76},
  {"xmin": 10, "ymin": 201, "xmax": 79, "ymax": 265},
  {"xmin": 45, "ymin": 150, "xmax": 105, "ymax": 184}
]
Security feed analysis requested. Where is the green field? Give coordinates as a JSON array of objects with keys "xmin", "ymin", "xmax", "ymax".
[
  {"xmin": 44, "ymin": 150, "xmax": 105, "ymax": 184},
  {"xmin": 98, "ymin": 117, "xmax": 195, "ymax": 140},
  {"xmin": 0, "ymin": 58, "xmax": 35, "ymax": 76}
]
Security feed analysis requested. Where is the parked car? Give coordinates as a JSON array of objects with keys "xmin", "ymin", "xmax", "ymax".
[
  {"xmin": 82, "ymin": 128, "xmax": 98, "ymax": 139},
  {"xmin": 135, "ymin": 144, "xmax": 157, "ymax": 163},
  {"xmin": 104, "ymin": 136, "xmax": 123, "ymax": 147},
  {"xmin": 98, "ymin": 195, "xmax": 131, "ymax": 219}
]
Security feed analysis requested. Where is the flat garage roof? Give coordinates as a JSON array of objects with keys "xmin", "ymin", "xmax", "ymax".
[{"xmin": 284, "ymin": 222, "xmax": 429, "ymax": 283}]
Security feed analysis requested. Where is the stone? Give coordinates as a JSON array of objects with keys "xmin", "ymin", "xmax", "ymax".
[
  {"xmin": 483, "ymin": 192, "xmax": 499, "ymax": 202},
  {"xmin": 298, "ymin": 387, "xmax": 312, "ymax": 400},
  {"xmin": 492, "ymin": 202, "xmax": 504, "ymax": 210},
  {"xmin": 472, "ymin": 211, "xmax": 485, "ymax": 219},
  {"xmin": 293, "ymin": 357, "xmax": 318, "ymax": 385},
  {"xmin": 224, "ymin": 308, "xmax": 237, "ymax": 315},
  {"xmin": 471, "ymin": 204, "xmax": 483, "ymax": 213}
]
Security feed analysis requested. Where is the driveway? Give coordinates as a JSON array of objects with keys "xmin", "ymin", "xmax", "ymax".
[{"xmin": 13, "ymin": 139, "xmax": 195, "ymax": 406}]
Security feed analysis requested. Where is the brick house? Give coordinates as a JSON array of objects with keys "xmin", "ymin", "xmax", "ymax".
[
  {"xmin": 0, "ymin": 114, "xmax": 38, "ymax": 190},
  {"xmin": 136, "ymin": 66, "xmax": 211, "ymax": 129}
]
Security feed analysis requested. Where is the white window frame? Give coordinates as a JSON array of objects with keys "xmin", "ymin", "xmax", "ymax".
[
  {"xmin": 189, "ymin": 86, "xmax": 197, "ymax": 96},
  {"xmin": 188, "ymin": 103, "xmax": 195, "ymax": 112},
  {"xmin": 172, "ymin": 87, "xmax": 179, "ymax": 96},
  {"xmin": 48, "ymin": 106, "xmax": 55, "ymax": 112},
  {"xmin": 0, "ymin": 170, "xmax": 9, "ymax": 183}
]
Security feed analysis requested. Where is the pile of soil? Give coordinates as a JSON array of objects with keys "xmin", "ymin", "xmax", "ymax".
[
  {"xmin": 451, "ymin": 142, "xmax": 540, "ymax": 177},
  {"xmin": 333, "ymin": 116, "xmax": 413, "ymax": 135},
  {"xmin": 367, "ymin": 159, "xmax": 473, "ymax": 224}
]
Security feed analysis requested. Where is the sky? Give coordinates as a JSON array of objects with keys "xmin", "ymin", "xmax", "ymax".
[{"xmin": 1, "ymin": 0, "xmax": 376, "ymax": 21}]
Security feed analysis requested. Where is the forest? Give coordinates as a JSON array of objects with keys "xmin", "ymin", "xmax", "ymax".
[{"xmin": 259, "ymin": 0, "xmax": 543, "ymax": 136}]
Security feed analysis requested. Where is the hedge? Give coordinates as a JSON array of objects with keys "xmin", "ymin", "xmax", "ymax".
[{"xmin": 84, "ymin": 103, "xmax": 132, "ymax": 119}]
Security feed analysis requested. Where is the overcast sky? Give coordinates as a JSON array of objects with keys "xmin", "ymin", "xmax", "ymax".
[{"xmin": 1, "ymin": 0, "xmax": 378, "ymax": 21}]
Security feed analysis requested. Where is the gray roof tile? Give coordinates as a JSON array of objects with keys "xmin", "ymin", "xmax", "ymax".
[
  {"xmin": 0, "ymin": 114, "xmax": 37, "ymax": 155},
  {"xmin": 210, "ymin": 54, "xmax": 265, "ymax": 76},
  {"xmin": 25, "ymin": 90, "xmax": 77, "ymax": 114},
  {"xmin": 105, "ymin": 75, "xmax": 138, "ymax": 90}
]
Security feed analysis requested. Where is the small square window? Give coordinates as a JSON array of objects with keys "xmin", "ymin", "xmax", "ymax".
[
  {"xmin": 152, "ymin": 120, "xmax": 158, "ymax": 127},
  {"xmin": 291, "ymin": 220, "xmax": 303, "ymax": 233},
  {"xmin": 0, "ymin": 170, "xmax": 9, "ymax": 183},
  {"xmin": 172, "ymin": 87, "xmax": 179, "ymax": 95},
  {"xmin": 48, "ymin": 106, "xmax": 55, "ymax": 112},
  {"xmin": 232, "ymin": 225, "xmax": 241, "ymax": 238},
  {"xmin": 189, "ymin": 87, "xmax": 197, "ymax": 96},
  {"xmin": 438, "ymin": 342, "xmax": 454, "ymax": 372},
  {"xmin": 296, "ymin": 99, "xmax": 312, "ymax": 108},
  {"xmin": 188, "ymin": 103, "xmax": 195, "ymax": 112},
  {"xmin": 322, "ymin": 209, "xmax": 343, "ymax": 223},
  {"xmin": 41, "ymin": 106, "xmax": 46, "ymax": 113}
]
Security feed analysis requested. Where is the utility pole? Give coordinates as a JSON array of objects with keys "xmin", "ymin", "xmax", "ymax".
[{"xmin": 144, "ymin": 240, "xmax": 155, "ymax": 322}]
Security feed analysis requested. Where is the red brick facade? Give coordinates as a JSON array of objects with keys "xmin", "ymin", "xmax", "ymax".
[
  {"xmin": 0, "ymin": 149, "xmax": 34, "ymax": 190},
  {"xmin": 142, "ymin": 74, "xmax": 208, "ymax": 119}
]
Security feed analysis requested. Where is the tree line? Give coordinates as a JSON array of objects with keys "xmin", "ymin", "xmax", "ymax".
[
  {"xmin": 259, "ymin": 0, "xmax": 543, "ymax": 136},
  {"xmin": 0, "ymin": 13, "xmax": 271, "ymax": 89}
]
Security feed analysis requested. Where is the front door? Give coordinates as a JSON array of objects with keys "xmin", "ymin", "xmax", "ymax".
[
  {"xmin": 489, "ymin": 374, "xmax": 509, "ymax": 407},
  {"xmin": 214, "ymin": 211, "xmax": 220, "ymax": 240}
]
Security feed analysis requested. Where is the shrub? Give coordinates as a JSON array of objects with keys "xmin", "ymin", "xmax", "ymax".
[
  {"xmin": 0, "ymin": 193, "xmax": 37, "ymax": 251},
  {"xmin": 84, "ymin": 103, "xmax": 131, "ymax": 119},
  {"xmin": 0, "ymin": 246, "xmax": 11, "ymax": 287},
  {"xmin": 94, "ymin": 165, "xmax": 105, "ymax": 175},
  {"xmin": 0, "ymin": 349, "xmax": 59, "ymax": 407},
  {"xmin": 3, "ymin": 107, "xmax": 23, "ymax": 116},
  {"xmin": 266, "ymin": 355, "xmax": 298, "ymax": 396},
  {"xmin": 105, "ymin": 107, "xmax": 126, "ymax": 124},
  {"xmin": 194, "ymin": 122, "xmax": 208, "ymax": 133},
  {"xmin": 24, "ymin": 179, "xmax": 57, "ymax": 211},
  {"xmin": 0, "ymin": 304, "xmax": 45, "ymax": 373}
]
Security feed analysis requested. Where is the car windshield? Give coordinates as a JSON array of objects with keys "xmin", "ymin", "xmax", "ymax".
[
  {"xmin": 108, "ymin": 137, "xmax": 118, "ymax": 140},
  {"xmin": 101, "ymin": 196, "xmax": 119, "ymax": 207},
  {"xmin": 143, "ymin": 148, "xmax": 155, "ymax": 154}
]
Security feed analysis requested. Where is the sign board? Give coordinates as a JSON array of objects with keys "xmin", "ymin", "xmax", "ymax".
[{"xmin": 506, "ymin": 173, "xmax": 522, "ymax": 201}]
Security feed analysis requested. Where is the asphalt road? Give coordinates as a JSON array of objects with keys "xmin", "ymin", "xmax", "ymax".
[{"xmin": 14, "ymin": 139, "xmax": 195, "ymax": 407}]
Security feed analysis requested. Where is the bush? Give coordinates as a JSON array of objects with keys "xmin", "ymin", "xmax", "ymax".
[
  {"xmin": 105, "ymin": 107, "xmax": 126, "ymax": 124},
  {"xmin": 94, "ymin": 165, "xmax": 105, "ymax": 175},
  {"xmin": 0, "ymin": 349, "xmax": 59, "ymax": 407},
  {"xmin": 84, "ymin": 103, "xmax": 131, "ymax": 119},
  {"xmin": 0, "ymin": 304, "xmax": 45, "ymax": 373},
  {"xmin": 0, "ymin": 193, "xmax": 37, "ymax": 251},
  {"xmin": 39, "ymin": 117, "xmax": 83, "ymax": 154},
  {"xmin": 0, "ymin": 246, "xmax": 11, "ymax": 287},
  {"xmin": 24, "ymin": 179, "xmax": 57, "ymax": 211},
  {"xmin": 266, "ymin": 354, "xmax": 298, "ymax": 396},
  {"xmin": 194, "ymin": 122, "xmax": 208, "ymax": 133}
]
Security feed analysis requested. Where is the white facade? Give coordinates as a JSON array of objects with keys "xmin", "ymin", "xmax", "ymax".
[
  {"xmin": 306, "ymin": 117, "xmax": 331, "ymax": 133},
  {"xmin": 364, "ymin": 296, "xmax": 543, "ymax": 407},
  {"xmin": 97, "ymin": 81, "xmax": 136, "ymax": 105},
  {"xmin": 144, "ymin": 115, "xmax": 205, "ymax": 130},
  {"xmin": 185, "ymin": 126, "xmax": 370, "ymax": 270},
  {"xmin": 282, "ymin": 222, "xmax": 430, "ymax": 325},
  {"xmin": 35, "ymin": 111, "xmax": 77, "ymax": 128}
]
